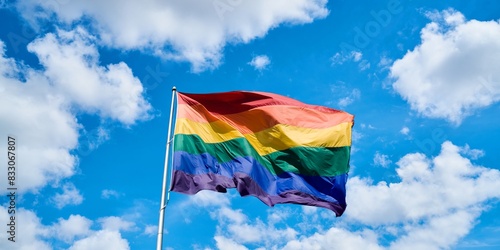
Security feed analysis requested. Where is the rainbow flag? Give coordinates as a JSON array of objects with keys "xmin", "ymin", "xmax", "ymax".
[{"xmin": 170, "ymin": 91, "xmax": 353, "ymax": 216}]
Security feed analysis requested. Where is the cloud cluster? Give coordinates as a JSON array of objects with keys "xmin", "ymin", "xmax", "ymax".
[
  {"xmin": 184, "ymin": 141, "xmax": 499, "ymax": 250},
  {"xmin": 16, "ymin": 0, "xmax": 328, "ymax": 71},
  {"xmin": 390, "ymin": 9, "xmax": 500, "ymax": 124},
  {"xmin": 248, "ymin": 55, "xmax": 270, "ymax": 71},
  {"xmin": 0, "ymin": 27, "xmax": 151, "ymax": 193},
  {"xmin": 215, "ymin": 207, "xmax": 298, "ymax": 249},
  {"xmin": 330, "ymin": 82, "xmax": 361, "ymax": 107},
  {"xmin": 52, "ymin": 183, "xmax": 84, "ymax": 209},
  {"xmin": 373, "ymin": 152, "xmax": 391, "ymax": 168},
  {"xmin": 353, "ymin": 142, "xmax": 499, "ymax": 212},
  {"xmin": 298, "ymin": 141, "xmax": 499, "ymax": 249},
  {"xmin": 331, "ymin": 51, "xmax": 363, "ymax": 65},
  {"xmin": 28, "ymin": 27, "xmax": 152, "ymax": 125},
  {"xmin": 0, "ymin": 207, "xmax": 132, "ymax": 249}
]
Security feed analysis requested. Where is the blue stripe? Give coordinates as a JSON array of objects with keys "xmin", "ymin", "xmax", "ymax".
[{"xmin": 172, "ymin": 151, "xmax": 347, "ymax": 206}]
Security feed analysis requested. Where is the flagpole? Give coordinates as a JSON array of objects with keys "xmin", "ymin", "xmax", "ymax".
[{"xmin": 156, "ymin": 86, "xmax": 177, "ymax": 250}]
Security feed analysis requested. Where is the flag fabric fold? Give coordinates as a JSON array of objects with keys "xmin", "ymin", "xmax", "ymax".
[{"xmin": 170, "ymin": 91, "xmax": 354, "ymax": 216}]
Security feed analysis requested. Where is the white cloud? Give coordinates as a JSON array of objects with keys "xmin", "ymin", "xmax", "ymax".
[
  {"xmin": 350, "ymin": 130, "xmax": 363, "ymax": 155},
  {"xmin": 353, "ymin": 52, "xmax": 362, "ymax": 61},
  {"xmin": 52, "ymin": 183, "xmax": 84, "ymax": 209},
  {"xmin": 378, "ymin": 56, "xmax": 392, "ymax": 68},
  {"xmin": 347, "ymin": 141, "xmax": 500, "ymax": 231},
  {"xmin": 0, "ymin": 207, "xmax": 133, "ymax": 249},
  {"xmin": 143, "ymin": 225, "xmax": 158, "ymax": 236},
  {"xmin": 338, "ymin": 89, "xmax": 361, "ymax": 107},
  {"xmin": 302, "ymin": 206, "xmax": 318, "ymax": 215},
  {"xmin": 186, "ymin": 190, "xmax": 231, "ymax": 208},
  {"xmin": 0, "ymin": 207, "xmax": 51, "ymax": 249},
  {"xmin": 400, "ymin": 126, "xmax": 410, "ymax": 135},
  {"xmin": 217, "ymin": 207, "xmax": 247, "ymax": 224},
  {"xmin": 358, "ymin": 60, "xmax": 371, "ymax": 71},
  {"xmin": 0, "ymin": 41, "xmax": 78, "ymax": 193},
  {"xmin": 27, "ymin": 27, "xmax": 152, "ymax": 125},
  {"xmin": 51, "ymin": 214, "xmax": 92, "ymax": 243},
  {"xmin": 68, "ymin": 230, "xmax": 130, "ymax": 250},
  {"xmin": 283, "ymin": 228, "xmax": 383, "ymax": 250},
  {"xmin": 373, "ymin": 152, "xmax": 392, "ymax": 168},
  {"xmin": 331, "ymin": 51, "xmax": 362, "ymax": 65},
  {"xmin": 390, "ymin": 9, "xmax": 500, "ymax": 125},
  {"xmin": 360, "ymin": 124, "xmax": 376, "ymax": 129},
  {"xmin": 204, "ymin": 141, "xmax": 500, "ymax": 250},
  {"xmin": 0, "ymin": 27, "xmax": 151, "ymax": 194},
  {"xmin": 352, "ymin": 130, "xmax": 363, "ymax": 142},
  {"xmin": 331, "ymin": 51, "xmax": 370, "ymax": 70},
  {"xmin": 248, "ymin": 55, "xmax": 270, "ymax": 70},
  {"xmin": 101, "ymin": 189, "xmax": 122, "ymax": 199},
  {"xmin": 215, "ymin": 236, "xmax": 248, "ymax": 250},
  {"xmin": 17, "ymin": 0, "xmax": 328, "ymax": 72},
  {"xmin": 267, "ymin": 209, "xmax": 291, "ymax": 225},
  {"xmin": 460, "ymin": 144, "xmax": 485, "ymax": 160},
  {"xmin": 214, "ymin": 206, "xmax": 297, "ymax": 249},
  {"xmin": 79, "ymin": 126, "xmax": 111, "ymax": 155},
  {"xmin": 98, "ymin": 216, "xmax": 136, "ymax": 232},
  {"xmin": 388, "ymin": 209, "xmax": 478, "ymax": 250}
]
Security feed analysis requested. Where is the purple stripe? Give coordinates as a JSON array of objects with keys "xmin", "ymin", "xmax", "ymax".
[
  {"xmin": 171, "ymin": 171, "xmax": 346, "ymax": 216},
  {"xmin": 171, "ymin": 151, "xmax": 347, "ymax": 216}
]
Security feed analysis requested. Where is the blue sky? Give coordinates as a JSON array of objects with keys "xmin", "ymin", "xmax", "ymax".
[{"xmin": 1, "ymin": 0, "xmax": 500, "ymax": 249}]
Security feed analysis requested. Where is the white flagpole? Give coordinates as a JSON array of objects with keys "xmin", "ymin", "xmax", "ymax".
[{"xmin": 156, "ymin": 86, "xmax": 177, "ymax": 250}]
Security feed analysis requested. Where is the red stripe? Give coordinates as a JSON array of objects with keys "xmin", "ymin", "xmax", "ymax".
[{"xmin": 178, "ymin": 91, "xmax": 350, "ymax": 116}]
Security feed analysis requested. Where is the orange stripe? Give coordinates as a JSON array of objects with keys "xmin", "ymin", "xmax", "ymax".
[{"xmin": 177, "ymin": 103, "xmax": 353, "ymax": 134}]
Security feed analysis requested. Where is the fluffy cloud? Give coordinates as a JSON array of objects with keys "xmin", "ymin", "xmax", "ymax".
[
  {"xmin": 143, "ymin": 225, "xmax": 158, "ymax": 236},
  {"xmin": 51, "ymin": 215, "xmax": 92, "ymax": 243},
  {"xmin": 0, "ymin": 207, "xmax": 50, "ymax": 249},
  {"xmin": 331, "ymin": 51, "xmax": 363, "ymax": 65},
  {"xmin": 101, "ymin": 189, "xmax": 122, "ymax": 199},
  {"xmin": 16, "ymin": 0, "xmax": 328, "ymax": 71},
  {"xmin": 0, "ymin": 208, "xmax": 132, "ymax": 249},
  {"xmin": 390, "ymin": 9, "xmax": 500, "ymax": 124},
  {"xmin": 400, "ymin": 126, "xmax": 410, "ymax": 135},
  {"xmin": 329, "ymin": 82, "xmax": 362, "ymax": 108},
  {"xmin": 185, "ymin": 190, "xmax": 231, "ymax": 208},
  {"xmin": 66, "ymin": 216, "xmax": 133, "ymax": 250},
  {"xmin": 338, "ymin": 89, "xmax": 361, "ymax": 107},
  {"xmin": 68, "ymin": 230, "xmax": 130, "ymax": 250},
  {"xmin": 283, "ymin": 228, "xmax": 383, "ymax": 250},
  {"xmin": 27, "ymin": 27, "xmax": 151, "ymax": 125},
  {"xmin": 215, "ymin": 236, "xmax": 248, "ymax": 250},
  {"xmin": 347, "ymin": 141, "xmax": 500, "ymax": 226},
  {"xmin": 0, "ymin": 28, "xmax": 150, "ymax": 193},
  {"xmin": 52, "ymin": 183, "xmax": 84, "ymax": 209},
  {"xmin": 214, "ymin": 207, "xmax": 298, "ymax": 249},
  {"xmin": 98, "ymin": 216, "xmax": 137, "ymax": 232},
  {"xmin": 388, "ymin": 209, "xmax": 478, "ymax": 250},
  {"xmin": 0, "ymin": 42, "xmax": 77, "ymax": 192},
  {"xmin": 199, "ymin": 141, "xmax": 499, "ymax": 250},
  {"xmin": 248, "ymin": 55, "xmax": 270, "ymax": 71},
  {"xmin": 373, "ymin": 152, "xmax": 392, "ymax": 168},
  {"xmin": 331, "ymin": 51, "xmax": 370, "ymax": 70}
]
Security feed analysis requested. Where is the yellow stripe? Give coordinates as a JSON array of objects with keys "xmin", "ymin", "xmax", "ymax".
[{"xmin": 175, "ymin": 118, "xmax": 352, "ymax": 155}]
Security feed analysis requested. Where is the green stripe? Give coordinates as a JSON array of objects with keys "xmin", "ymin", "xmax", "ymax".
[{"xmin": 174, "ymin": 134, "xmax": 350, "ymax": 177}]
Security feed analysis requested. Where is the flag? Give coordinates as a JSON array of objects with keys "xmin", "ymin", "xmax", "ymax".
[{"xmin": 170, "ymin": 91, "xmax": 353, "ymax": 216}]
